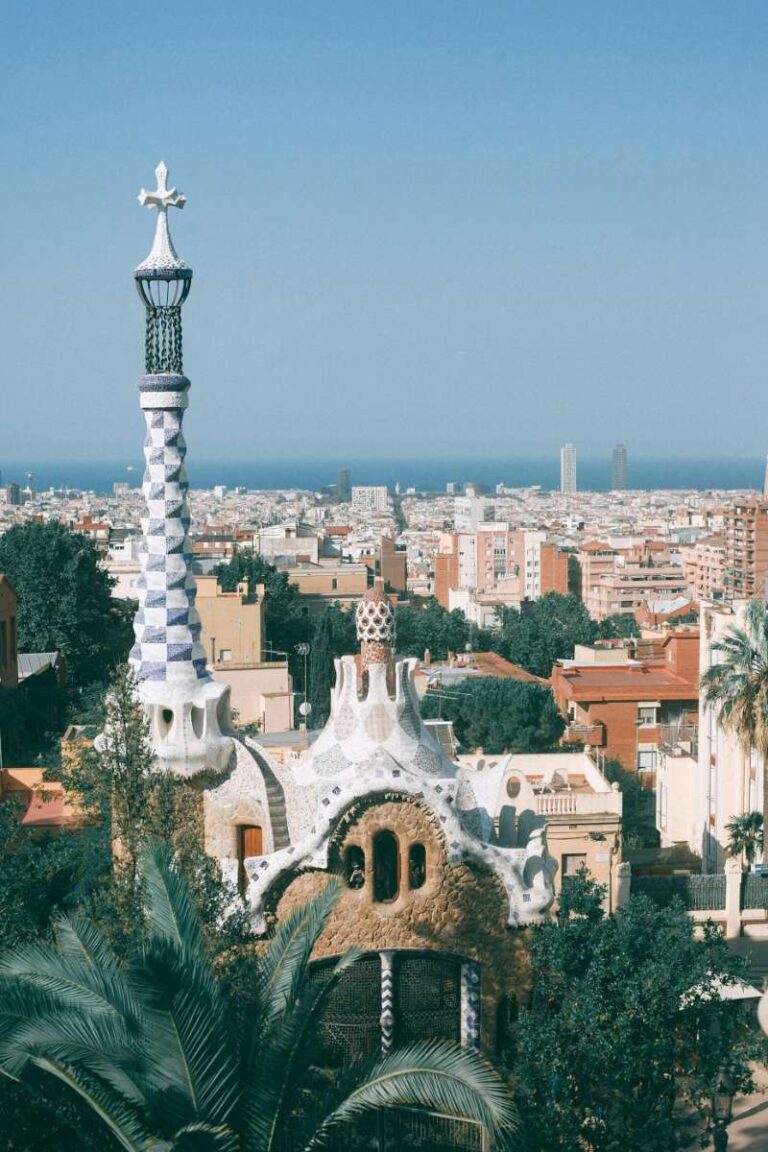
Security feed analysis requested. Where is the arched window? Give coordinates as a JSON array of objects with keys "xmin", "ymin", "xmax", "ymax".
[
  {"xmin": 408, "ymin": 842, "xmax": 426, "ymax": 890},
  {"xmin": 373, "ymin": 830, "xmax": 399, "ymax": 903},
  {"xmin": 344, "ymin": 844, "xmax": 366, "ymax": 889}
]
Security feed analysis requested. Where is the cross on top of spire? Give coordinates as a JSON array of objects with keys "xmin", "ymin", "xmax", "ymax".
[
  {"xmin": 138, "ymin": 161, "xmax": 186, "ymax": 214},
  {"xmin": 135, "ymin": 161, "xmax": 191, "ymax": 277}
]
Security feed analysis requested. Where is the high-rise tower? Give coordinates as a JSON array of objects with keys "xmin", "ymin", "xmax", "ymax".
[
  {"xmin": 612, "ymin": 443, "xmax": 627, "ymax": 491},
  {"xmin": 130, "ymin": 163, "xmax": 231, "ymax": 776},
  {"xmin": 560, "ymin": 443, "xmax": 577, "ymax": 494}
]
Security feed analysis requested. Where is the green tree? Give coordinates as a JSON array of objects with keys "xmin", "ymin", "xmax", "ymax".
[
  {"xmin": 597, "ymin": 613, "xmax": 639, "ymax": 640},
  {"xmin": 602, "ymin": 759, "xmax": 659, "ymax": 849},
  {"xmin": 308, "ymin": 612, "xmax": 335, "ymax": 729},
  {"xmin": 306, "ymin": 604, "xmax": 357, "ymax": 728},
  {"xmin": 493, "ymin": 594, "xmax": 598, "ymax": 678},
  {"xmin": 395, "ymin": 600, "xmax": 471, "ymax": 661},
  {"xmin": 725, "ymin": 811, "xmax": 764, "ymax": 867},
  {"xmin": 420, "ymin": 677, "xmax": 564, "ymax": 754},
  {"xmin": 0, "ymin": 846, "xmax": 517, "ymax": 1152},
  {"xmin": 0, "ymin": 521, "xmax": 132, "ymax": 686},
  {"xmin": 700, "ymin": 598, "xmax": 768, "ymax": 868},
  {"xmin": 513, "ymin": 875, "xmax": 765, "ymax": 1152}
]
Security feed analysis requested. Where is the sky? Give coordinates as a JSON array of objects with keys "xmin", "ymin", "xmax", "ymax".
[{"xmin": 4, "ymin": 2, "xmax": 768, "ymax": 466}]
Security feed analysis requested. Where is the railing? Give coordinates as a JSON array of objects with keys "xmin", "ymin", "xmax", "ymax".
[
  {"xmin": 631, "ymin": 874, "xmax": 726, "ymax": 911},
  {"xmin": 658, "ymin": 723, "xmax": 699, "ymax": 758},
  {"xmin": 535, "ymin": 792, "xmax": 622, "ymax": 817},
  {"xmin": 742, "ymin": 873, "xmax": 768, "ymax": 910},
  {"xmin": 562, "ymin": 723, "xmax": 605, "ymax": 747}
]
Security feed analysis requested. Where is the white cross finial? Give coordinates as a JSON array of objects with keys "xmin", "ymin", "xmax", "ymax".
[
  {"xmin": 135, "ymin": 162, "xmax": 190, "ymax": 274},
  {"xmin": 138, "ymin": 161, "xmax": 186, "ymax": 213}
]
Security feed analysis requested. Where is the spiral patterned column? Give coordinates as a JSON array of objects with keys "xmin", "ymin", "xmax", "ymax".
[
  {"xmin": 460, "ymin": 961, "xmax": 481, "ymax": 1050},
  {"xmin": 380, "ymin": 950, "xmax": 396, "ymax": 1055},
  {"xmin": 129, "ymin": 374, "xmax": 208, "ymax": 685}
]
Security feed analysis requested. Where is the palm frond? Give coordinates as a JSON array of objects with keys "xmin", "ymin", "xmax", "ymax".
[
  {"xmin": 141, "ymin": 843, "xmax": 207, "ymax": 956},
  {"xmin": 255, "ymin": 879, "xmax": 340, "ymax": 1027},
  {"xmin": 0, "ymin": 933, "xmax": 145, "ymax": 1028},
  {"xmin": 54, "ymin": 912, "xmax": 123, "ymax": 970},
  {"xmin": 169, "ymin": 1122, "xmax": 240, "ymax": 1151},
  {"xmin": 300, "ymin": 1041, "xmax": 518, "ymax": 1151},
  {"xmin": 132, "ymin": 940, "xmax": 240, "ymax": 1127},
  {"xmin": 244, "ymin": 947, "xmax": 363, "ymax": 1152},
  {"xmin": 0, "ymin": 1009, "xmax": 146, "ymax": 1107},
  {"xmin": 28, "ymin": 1055, "xmax": 158, "ymax": 1152}
]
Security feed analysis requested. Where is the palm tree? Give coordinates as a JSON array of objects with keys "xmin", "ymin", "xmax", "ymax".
[
  {"xmin": 0, "ymin": 845, "xmax": 517, "ymax": 1151},
  {"xmin": 700, "ymin": 597, "xmax": 768, "ymax": 869},
  {"xmin": 725, "ymin": 811, "xmax": 764, "ymax": 867}
]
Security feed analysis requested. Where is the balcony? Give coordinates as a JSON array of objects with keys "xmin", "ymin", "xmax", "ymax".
[
  {"xmin": 562, "ymin": 722, "xmax": 605, "ymax": 747},
  {"xmin": 534, "ymin": 790, "xmax": 622, "ymax": 817},
  {"xmin": 659, "ymin": 721, "xmax": 698, "ymax": 759}
]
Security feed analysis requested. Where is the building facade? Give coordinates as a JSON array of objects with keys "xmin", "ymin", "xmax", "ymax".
[
  {"xmin": 551, "ymin": 633, "xmax": 699, "ymax": 776},
  {"xmin": 351, "ymin": 486, "xmax": 389, "ymax": 515},
  {"xmin": 722, "ymin": 499, "xmax": 768, "ymax": 600},
  {"xmin": 560, "ymin": 443, "xmax": 577, "ymax": 494},
  {"xmin": 611, "ymin": 444, "xmax": 627, "ymax": 491}
]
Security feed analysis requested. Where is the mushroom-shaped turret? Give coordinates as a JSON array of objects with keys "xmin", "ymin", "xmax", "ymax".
[{"xmin": 356, "ymin": 579, "xmax": 395, "ymax": 673}]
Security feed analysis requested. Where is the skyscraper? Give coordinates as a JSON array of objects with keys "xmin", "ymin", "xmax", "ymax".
[
  {"xmin": 612, "ymin": 443, "xmax": 627, "ymax": 491},
  {"xmin": 560, "ymin": 443, "xmax": 577, "ymax": 494}
]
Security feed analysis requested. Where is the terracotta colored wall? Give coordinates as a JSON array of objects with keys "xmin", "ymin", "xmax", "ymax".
[
  {"xmin": 434, "ymin": 551, "xmax": 458, "ymax": 609},
  {"xmin": 540, "ymin": 545, "xmax": 569, "ymax": 596}
]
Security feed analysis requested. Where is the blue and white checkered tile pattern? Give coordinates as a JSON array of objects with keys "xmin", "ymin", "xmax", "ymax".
[{"xmin": 129, "ymin": 390, "xmax": 210, "ymax": 684}]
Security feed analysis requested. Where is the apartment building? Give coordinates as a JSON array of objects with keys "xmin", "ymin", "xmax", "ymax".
[
  {"xmin": 681, "ymin": 535, "xmax": 726, "ymax": 602},
  {"xmin": 351, "ymin": 486, "xmax": 389, "ymax": 515},
  {"xmin": 579, "ymin": 540, "xmax": 689, "ymax": 621},
  {"xmin": 551, "ymin": 631, "xmax": 699, "ymax": 777},
  {"xmin": 722, "ymin": 498, "xmax": 768, "ymax": 600}
]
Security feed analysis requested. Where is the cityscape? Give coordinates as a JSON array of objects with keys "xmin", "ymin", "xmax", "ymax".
[{"xmin": 2, "ymin": 5, "xmax": 768, "ymax": 1152}]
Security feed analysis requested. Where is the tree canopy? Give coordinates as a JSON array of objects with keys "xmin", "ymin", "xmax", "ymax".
[
  {"xmin": 420, "ymin": 676, "xmax": 564, "ymax": 754},
  {"xmin": 0, "ymin": 521, "xmax": 132, "ymax": 686},
  {"xmin": 395, "ymin": 599, "xmax": 480, "ymax": 661},
  {"xmin": 512, "ymin": 873, "xmax": 764, "ymax": 1151},
  {"xmin": 493, "ymin": 593, "xmax": 598, "ymax": 678}
]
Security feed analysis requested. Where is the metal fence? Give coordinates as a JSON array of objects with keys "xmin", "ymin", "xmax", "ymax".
[
  {"xmin": 632, "ymin": 874, "xmax": 726, "ymax": 910},
  {"xmin": 742, "ymin": 873, "xmax": 768, "ymax": 910}
]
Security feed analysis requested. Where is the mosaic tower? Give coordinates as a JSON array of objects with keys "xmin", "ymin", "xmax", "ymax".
[{"xmin": 130, "ymin": 162, "xmax": 231, "ymax": 776}]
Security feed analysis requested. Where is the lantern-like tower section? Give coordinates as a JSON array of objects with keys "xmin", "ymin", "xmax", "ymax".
[{"xmin": 131, "ymin": 162, "xmax": 232, "ymax": 776}]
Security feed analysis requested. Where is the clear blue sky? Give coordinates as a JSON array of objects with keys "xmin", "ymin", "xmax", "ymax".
[{"xmin": 3, "ymin": 1, "xmax": 768, "ymax": 464}]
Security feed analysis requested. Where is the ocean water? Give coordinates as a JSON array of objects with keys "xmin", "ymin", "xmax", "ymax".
[{"xmin": 2, "ymin": 457, "xmax": 765, "ymax": 495}]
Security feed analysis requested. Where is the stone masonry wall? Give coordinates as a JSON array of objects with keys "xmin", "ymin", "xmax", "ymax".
[{"xmin": 275, "ymin": 796, "xmax": 531, "ymax": 1054}]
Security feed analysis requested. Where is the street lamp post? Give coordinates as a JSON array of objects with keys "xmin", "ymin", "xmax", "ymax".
[
  {"xmin": 295, "ymin": 642, "xmax": 311, "ymax": 742},
  {"xmin": 711, "ymin": 1069, "xmax": 735, "ymax": 1151}
]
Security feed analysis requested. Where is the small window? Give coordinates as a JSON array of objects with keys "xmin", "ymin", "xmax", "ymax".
[
  {"xmin": 219, "ymin": 648, "xmax": 232, "ymax": 662},
  {"xmin": 408, "ymin": 843, "xmax": 426, "ymax": 890},
  {"xmin": 238, "ymin": 824, "xmax": 263, "ymax": 896},
  {"xmin": 562, "ymin": 853, "xmax": 587, "ymax": 880},
  {"xmin": 331, "ymin": 577, "xmax": 338, "ymax": 591},
  {"xmin": 638, "ymin": 706, "xmax": 657, "ymax": 727},
  {"xmin": 373, "ymin": 830, "xmax": 400, "ymax": 903},
  {"xmin": 637, "ymin": 749, "xmax": 657, "ymax": 772},
  {"xmin": 345, "ymin": 844, "xmax": 365, "ymax": 889}
]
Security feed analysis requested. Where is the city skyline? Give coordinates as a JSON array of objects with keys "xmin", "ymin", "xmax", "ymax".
[{"xmin": 4, "ymin": 3, "xmax": 768, "ymax": 463}]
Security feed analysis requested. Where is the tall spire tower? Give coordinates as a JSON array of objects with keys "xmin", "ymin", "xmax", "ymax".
[{"xmin": 130, "ymin": 162, "xmax": 231, "ymax": 776}]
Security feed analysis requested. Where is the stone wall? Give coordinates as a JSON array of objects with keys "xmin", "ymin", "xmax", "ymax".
[{"xmin": 275, "ymin": 795, "xmax": 531, "ymax": 1054}]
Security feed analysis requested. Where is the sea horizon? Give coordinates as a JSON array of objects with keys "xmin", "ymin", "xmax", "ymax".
[{"xmin": 1, "ymin": 455, "xmax": 766, "ymax": 496}]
